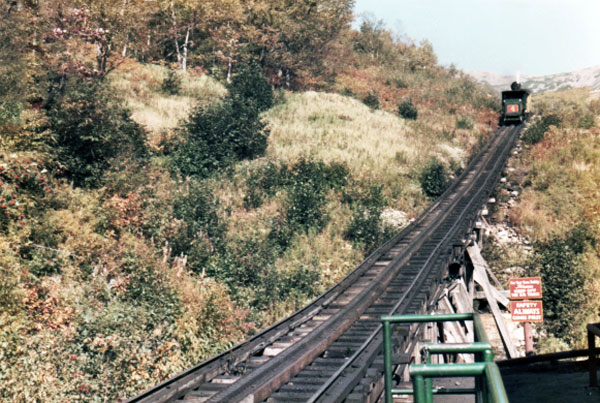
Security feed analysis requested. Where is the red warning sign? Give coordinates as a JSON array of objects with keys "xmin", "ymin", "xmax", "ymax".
[
  {"xmin": 509, "ymin": 277, "xmax": 542, "ymax": 300},
  {"xmin": 511, "ymin": 300, "xmax": 543, "ymax": 322}
]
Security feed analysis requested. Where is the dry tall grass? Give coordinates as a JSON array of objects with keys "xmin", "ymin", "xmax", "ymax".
[
  {"xmin": 263, "ymin": 91, "xmax": 475, "ymax": 212},
  {"xmin": 109, "ymin": 63, "xmax": 226, "ymax": 148}
]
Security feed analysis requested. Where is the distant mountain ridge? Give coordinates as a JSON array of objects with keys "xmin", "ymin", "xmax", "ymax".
[{"xmin": 467, "ymin": 65, "xmax": 600, "ymax": 94}]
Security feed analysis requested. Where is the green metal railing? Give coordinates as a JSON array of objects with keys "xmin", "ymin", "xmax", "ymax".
[{"xmin": 382, "ymin": 313, "xmax": 509, "ymax": 403}]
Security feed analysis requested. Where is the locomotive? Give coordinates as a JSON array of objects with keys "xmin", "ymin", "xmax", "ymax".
[{"xmin": 501, "ymin": 81, "xmax": 530, "ymax": 125}]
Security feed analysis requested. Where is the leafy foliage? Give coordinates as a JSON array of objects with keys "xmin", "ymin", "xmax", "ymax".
[
  {"xmin": 529, "ymin": 226, "xmax": 595, "ymax": 343},
  {"xmin": 0, "ymin": 154, "xmax": 52, "ymax": 234},
  {"xmin": 521, "ymin": 114, "xmax": 562, "ymax": 145},
  {"xmin": 456, "ymin": 115, "xmax": 474, "ymax": 129},
  {"xmin": 47, "ymin": 78, "xmax": 147, "ymax": 188},
  {"xmin": 362, "ymin": 91, "xmax": 381, "ymax": 110},
  {"xmin": 398, "ymin": 99, "xmax": 418, "ymax": 120},
  {"xmin": 161, "ymin": 70, "xmax": 182, "ymax": 95},
  {"xmin": 283, "ymin": 159, "xmax": 349, "ymax": 234},
  {"xmin": 174, "ymin": 100, "xmax": 268, "ymax": 177},
  {"xmin": 170, "ymin": 180, "xmax": 225, "ymax": 272},
  {"xmin": 173, "ymin": 63, "xmax": 272, "ymax": 177},
  {"xmin": 228, "ymin": 62, "xmax": 274, "ymax": 112},
  {"xmin": 344, "ymin": 184, "xmax": 390, "ymax": 253},
  {"xmin": 419, "ymin": 159, "xmax": 448, "ymax": 198}
]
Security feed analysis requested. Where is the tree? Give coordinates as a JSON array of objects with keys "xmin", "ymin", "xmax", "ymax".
[
  {"xmin": 0, "ymin": 4, "xmax": 34, "ymax": 130},
  {"xmin": 47, "ymin": 78, "xmax": 146, "ymax": 188},
  {"xmin": 530, "ymin": 227, "xmax": 595, "ymax": 344},
  {"xmin": 173, "ymin": 62, "xmax": 272, "ymax": 177},
  {"xmin": 246, "ymin": 0, "xmax": 355, "ymax": 87}
]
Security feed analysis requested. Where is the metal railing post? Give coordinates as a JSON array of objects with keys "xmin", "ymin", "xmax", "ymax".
[
  {"xmin": 484, "ymin": 363, "xmax": 510, "ymax": 403},
  {"xmin": 383, "ymin": 319, "xmax": 393, "ymax": 403},
  {"xmin": 423, "ymin": 346, "xmax": 433, "ymax": 403},
  {"xmin": 383, "ymin": 313, "xmax": 509, "ymax": 402},
  {"xmin": 413, "ymin": 374, "xmax": 426, "ymax": 403}
]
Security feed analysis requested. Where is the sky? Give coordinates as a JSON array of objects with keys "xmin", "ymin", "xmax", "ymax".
[{"xmin": 353, "ymin": 0, "xmax": 600, "ymax": 76}]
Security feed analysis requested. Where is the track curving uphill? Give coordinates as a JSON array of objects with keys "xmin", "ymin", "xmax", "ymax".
[{"xmin": 127, "ymin": 125, "xmax": 523, "ymax": 403}]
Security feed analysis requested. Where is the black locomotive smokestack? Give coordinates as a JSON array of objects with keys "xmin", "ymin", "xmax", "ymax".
[{"xmin": 510, "ymin": 81, "xmax": 522, "ymax": 91}]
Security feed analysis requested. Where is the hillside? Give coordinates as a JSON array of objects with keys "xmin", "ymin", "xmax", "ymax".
[
  {"xmin": 482, "ymin": 87, "xmax": 600, "ymax": 350},
  {"xmin": 0, "ymin": 3, "xmax": 500, "ymax": 401},
  {"xmin": 468, "ymin": 65, "xmax": 600, "ymax": 93}
]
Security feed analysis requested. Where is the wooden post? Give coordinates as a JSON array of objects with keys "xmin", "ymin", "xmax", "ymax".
[
  {"xmin": 524, "ymin": 322, "xmax": 534, "ymax": 355},
  {"xmin": 590, "ymin": 327, "xmax": 598, "ymax": 387}
]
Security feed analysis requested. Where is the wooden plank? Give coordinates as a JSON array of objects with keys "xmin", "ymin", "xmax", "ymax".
[
  {"xmin": 449, "ymin": 279, "xmax": 474, "ymax": 339},
  {"xmin": 486, "ymin": 264, "xmax": 504, "ymax": 290},
  {"xmin": 437, "ymin": 296, "xmax": 474, "ymax": 363},
  {"xmin": 449, "ymin": 279, "xmax": 473, "ymax": 313},
  {"xmin": 468, "ymin": 244, "xmax": 519, "ymax": 359}
]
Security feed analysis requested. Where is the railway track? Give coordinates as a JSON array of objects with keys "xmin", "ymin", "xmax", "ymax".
[{"xmin": 127, "ymin": 125, "xmax": 522, "ymax": 403}]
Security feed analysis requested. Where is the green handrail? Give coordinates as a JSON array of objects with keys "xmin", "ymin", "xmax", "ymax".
[
  {"xmin": 381, "ymin": 313, "xmax": 509, "ymax": 403},
  {"xmin": 409, "ymin": 363, "xmax": 509, "ymax": 403}
]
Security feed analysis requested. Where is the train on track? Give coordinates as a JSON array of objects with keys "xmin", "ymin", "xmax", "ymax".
[
  {"xmin": 126, "ymin": 125, "xmax": 523, "ymax": 403},
  {"xmin": 501, "ymin": 81, "xmax": 530, "ymax": 125}
]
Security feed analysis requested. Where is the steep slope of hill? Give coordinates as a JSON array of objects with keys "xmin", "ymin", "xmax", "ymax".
[
  {"xmin": 468, "ymin": 65, "xmax": 600, "ymax": 93},
  {"xmin": 0, "ymin": 5, "xmax": 501, "ymax": 400},
  {"xmin": 482, "ymin": 87, "xmax": 600, "ymax": 350}
]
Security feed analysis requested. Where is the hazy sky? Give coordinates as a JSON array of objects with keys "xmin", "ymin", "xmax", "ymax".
[{"xmin": 354, "ymin": 0, "xmax": 600, "ymax": 76}]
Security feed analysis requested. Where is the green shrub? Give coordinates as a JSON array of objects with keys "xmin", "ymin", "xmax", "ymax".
[
  {"xmin": 578, "ymin": 113, "xmax": 595, "ymax": 129},
  {"xmin": 173, "ymin": 63, "xmax": 272, "ymax": 178},
  {"xmin": 521, "ymin": 114, "xmax": 562, "ymax": 145},
  {"xmin": 283, "ymin": 159, "xmax": 349, "ymax": 234},
  {"xmin": 341, "ymin": 87, "xmax": 355, "ymax": 97},
  {"xmin": 419, "ymin": 159, "xmax": 448, "ymax": 198},
  {"xmin": 344, "ymin": 184, "xmax": 390, "ymax": 253},
  {"xmin": 529, "ymin": 226, "xmax": 595, "ymax": 344},
  {"xmin": 170, "ymin": 180, "xmax": 225, "ymax": 272},
  {"xmin": 286, "ymin": 181, "xmax": 327, "ymax": 233},
  {"xmin": 173, "ymin": 100, "xmax": 268, "ymax": 177},
  {"xmin": 392, "ymin": 77, "xmax": 408, "ymax": 89},
  {"xmin": 456, "ymin": 115, "xmax": 474, "ymax": 129},
  {"xmin": 243, "ymin": 186, "xmax": 265, "ymax": 210},
  {"xmin": 288, "ymin": 159, "xmax": 348, "ymax": 191},
  {"xmin": 161, "ymin": 70, "xmax": 182, "ymax": 95},
  {"xmin": 260, "ymin": 264, "xmax": 322, "ymax": 305},
  {"xmin": 397, "ymin": 99, "xmax": 418, "ymax": 120},
  {"xmin": 362, "ymin": 91, "xmax": 380, "ymax": 110},
  {"xmin": 47, "ymin": 78, "xmax": 147, "ymax": 188},
  {"xmin": 228, "ymin": 62, "xmax": 273, "ymax": 113},
  {"xmin": 267, "ymin": 216, "xmax": 295, "ymax": 251},
  {"xmin": 19, "ymin": 220, "xmax": 64, "ymax": 277},
  {"xmin": 243, "ymin": 162, "xmax": 288, "ymax": 209},
  {"xmin": 0, "ymin": 99, "xmax": 22, "ymax": 126}
]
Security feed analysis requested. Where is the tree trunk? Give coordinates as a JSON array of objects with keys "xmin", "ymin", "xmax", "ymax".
[
  {"xmin": 181, "ymin": 27, "xmax": 190, "ymax": 71},
  {"xmin": 96, "ymin": 42, "xmax": 109, "ymax": 73},
  {"xmin": 122, "ymin": 43, "xmax": 128, "ymax": 57},
  {"xmin": 170, "ymin": 0, "xmax": 181, "ymax": 64}
]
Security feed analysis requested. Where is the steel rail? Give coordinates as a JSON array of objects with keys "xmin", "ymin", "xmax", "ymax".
[
  {"xmin": 209, "ymin": 126, "xmax": 518, "ymax": 402},
  {"xmin": 127, "ymin": 124, "xmax": 520, "ymax": 403},
  {"xmin": 126, "ymin": 129, "xmax": 501, "ymax": 403},
  {"xmin": 306, "ymin": 125, "xmax": 520, "ymax": 402},
  {"xmin": 126, "ymin": 192, "xmax": 436, "ymax": 402}
]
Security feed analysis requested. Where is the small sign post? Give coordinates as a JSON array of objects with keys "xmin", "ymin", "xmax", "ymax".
[{"xmin": 509, "ymin": 277, "xmax": 543, "ymax": 355}]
